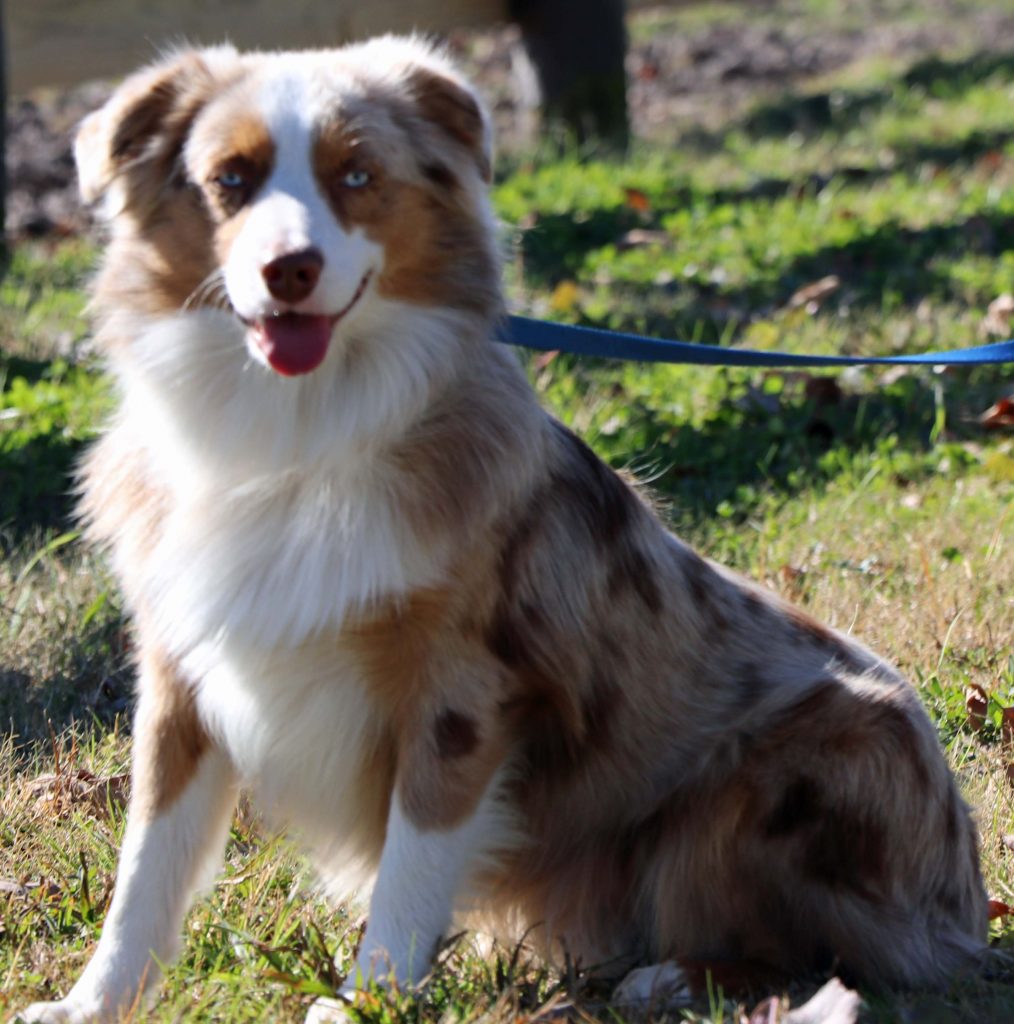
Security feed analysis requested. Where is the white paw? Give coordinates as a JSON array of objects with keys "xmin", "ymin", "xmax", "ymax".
[
  {"xmin": 785, "ymin": 978, "xmax": 861, "ymax": 1024},
  {"xmin": 304, "ymin": 996, "xmax": 355, "ymax": 1024},
  {"xmin": 9, "ymin": 1000, "xmax": 98, "ymax": 1024},
  {"xmin": 613, "ymin": 961, "xmax": 693, "ymax": 1007}
]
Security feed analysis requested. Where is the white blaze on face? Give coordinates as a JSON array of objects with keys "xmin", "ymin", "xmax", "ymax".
[{"xmin": 221, "ymin": 69, "xmax": 381, "ymax": 373}]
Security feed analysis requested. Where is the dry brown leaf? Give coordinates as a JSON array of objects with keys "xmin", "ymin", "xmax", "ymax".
[
  {"xmin": 27, "ymin": 769, "xmax": 129, "ymax": 819},
  {"xmin": 532, "ymin": 350, "xmax": 559, "ymax": 371},
  {"xmin": 623, "ymin": 187, "xmax": 652, "ymax": 213},
  {"xmin": 989, "ymin": 899, "xmax": 1013, "ymax": 920},
  {"xmin": 1002, "ymin": 707, "xmax": 1014, "ymax": 744},
  {"xmin": 787, "ymin": 275, "xmax": 840, "ymax": 313},
  {"xmin": 978, "ymin": 151, "xmax": 1006, "ymax": 174},
  {"xmin": 965, "ymin": 684, "xmax": 989, "ymax": 731},
  {"xmin": 981, "ymin": 294, "xmax": 1014, "ymax": 337},
  {"xmin": 977, "ymin": 396, "xmax": 1014, "ymax": 430},
  {"xmin": 780, "ymin": 565, "xmax": 806, "ymax": 599}
]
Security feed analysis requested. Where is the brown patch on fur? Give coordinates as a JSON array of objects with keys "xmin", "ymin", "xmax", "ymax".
[
  {"xmin": 803, "ymin": 811, "xmax": 888, "ymax": 896},
  {"xmin": 421, "ymin": 161, "xmax": 459, "ymax": 190},
  {"xmin": 347, "ymin": 586, "xmax": 509, "ymax": 831},
  {"xmin": 93, "ymin": 187, "xmax": 218, "ymax": 318},
  {"xmin": 81, "ymin": 54, "xmax": 236, "ymax": 318},
  {"xmin": 607, "ymin": 547, "xmax": 663, "ymax": 615},
  {"xmin": 77, "ymin": 52, "xmax": 218, "ymax": 203},
  {"xmin": 386, "ymin": 372, "xmax": 545, "ymax": 551},
  {"xmin": 130, "ymin": 648, "xmax": 209, "ymax": 822},
  {"xmin": 763, "ymin": 776, "xmax": 823, "ymax": 837},
  {"xmin": 312, "ymin": 122, "xmax": 497, "ymax": 312},
  {"xmin": 197, "ymin": 113, "xmax": 274, "ymax": 232},
  {"xmin": 346, "ymin": 588, "xmax": 452, "ymax": 717},
  {"xmin": 407, "ymin": 68, "xmax": 491, "ymax": 181},
  {"xmin": 434, "ymin": 709, "xmax": 479, "ymax": 760}
]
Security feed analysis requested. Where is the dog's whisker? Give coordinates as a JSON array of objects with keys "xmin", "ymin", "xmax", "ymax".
[{"xmin": 182, "ymin": 270, "xmax": 228, "ymax": 312}]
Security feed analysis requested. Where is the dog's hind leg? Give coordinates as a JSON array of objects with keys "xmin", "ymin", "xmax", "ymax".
[{"xmin": 14, "ymin": 650, "xmax": 237, "ymax": 1024}]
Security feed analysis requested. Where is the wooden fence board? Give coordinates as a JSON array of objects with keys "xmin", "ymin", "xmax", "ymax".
[{"xmin": 8, "ymin": 0, "xmax": 506, "ymax": 93}]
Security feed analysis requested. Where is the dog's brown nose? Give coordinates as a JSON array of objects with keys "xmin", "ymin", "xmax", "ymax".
[{"xmin": 261, "ymin": 249, "xmax": 323, "ymax": 304}]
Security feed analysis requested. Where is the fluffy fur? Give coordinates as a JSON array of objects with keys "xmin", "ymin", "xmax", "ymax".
[{"xmin": 15, "ymin": 37, "xmax": 986, "ymax": 1024}]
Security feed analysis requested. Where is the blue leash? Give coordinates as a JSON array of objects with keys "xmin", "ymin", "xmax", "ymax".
[{"xmin": 498, "ymin": 315, "xmax": 1014, "ymax": 368}]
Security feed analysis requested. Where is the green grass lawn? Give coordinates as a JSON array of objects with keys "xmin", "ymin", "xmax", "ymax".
[{"xmin": 3, "ymin": 2, "xmax": 1014, "ymax": 1020}]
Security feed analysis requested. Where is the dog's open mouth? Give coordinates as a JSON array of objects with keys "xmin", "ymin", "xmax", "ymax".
[{"xmin": 246, "ymin": 271, "xmax": 372, "ymax": 377}]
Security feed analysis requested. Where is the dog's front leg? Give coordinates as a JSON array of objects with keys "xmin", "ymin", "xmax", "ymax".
[
  {"xmin": 14, "ymin": 651, "xmax": 237, "ymax": 1024},
  {"xmin": 307, "ymin": 695, "xmax": 507, "ymax": 1024}
]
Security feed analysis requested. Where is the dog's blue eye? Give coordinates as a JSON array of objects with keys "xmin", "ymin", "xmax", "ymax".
[
  {"xmin": 342, "ymin": 169, "xmax": 371, "ymax": 189},
  {"xmin": 216, "ymin": 170, "xmax": 246, "ymax": 189}
]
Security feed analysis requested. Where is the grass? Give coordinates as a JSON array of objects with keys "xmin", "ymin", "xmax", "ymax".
[{"xmin": 3, "ymin": 0, "xmax": 1014, "ymax": 1019}]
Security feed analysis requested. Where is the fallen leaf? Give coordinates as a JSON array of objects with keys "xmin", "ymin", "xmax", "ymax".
[
  {"xmin": 27, "ymin": 769, "xmax": 129, "ymax": 820},
  {"xmin": 978, "ymin": 150, "xmax": 1005, "ymax": 175},
  {"xmin": 787, "ymin": 275, "xmax": 840, "ymax": 314},
  {"xmin": 988, "ymin": 899, "xmax": 1013, "ymax": 920},
  {"xmin": 977, "ymin": 396, "xmax": 1014, "ymax": 430},
  {"xmin": 981, "ymin": 294, "xmax": 1014, "ymax": 337},
  {"xmin": 623, "ymin": 187, "xmax": 652, "ymax": 213},
  {"xmin": 1002, "ymin": 707, "xmax": 1014, "ymax": 744},
  {"xmin": 780, "ymin": 565, "xmax": 806, "ymax": 599},
  {"xmin": 965, "ymin": 684, "xmax": 989, "ymax": 731}
]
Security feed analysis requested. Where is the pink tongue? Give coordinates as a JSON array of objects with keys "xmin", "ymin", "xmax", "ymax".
[{"xmin": 252, "ymin": 314, "xmax": 333, "ymax": 376}]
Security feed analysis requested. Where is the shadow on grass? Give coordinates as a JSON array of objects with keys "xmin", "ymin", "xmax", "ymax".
[
  {"xmin": 573, "ymin": 360, "xmax": 1004, "ymax": 531},
  {"xmin": 0, "ymin": 615, "xmax": 132, "ymax": 745},
  {"xmin": 730, "ymin": 49, "xmax": 1014, "ymax": 142},
  {"xmin": 692, "ymin": 126, "xmax": 1014, "ymax": 208},
  {"xmin": 521, "ymin": 204, "xmax": 1014, "ymax": 315},
  {"xmin": 0, "ymin": 434, "xmax": 87, "ymax": 536}
]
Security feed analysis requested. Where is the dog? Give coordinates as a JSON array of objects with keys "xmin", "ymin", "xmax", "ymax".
[{"xmin": 15, "ymin": 36, "xmax": 987, "ymax": 1024}]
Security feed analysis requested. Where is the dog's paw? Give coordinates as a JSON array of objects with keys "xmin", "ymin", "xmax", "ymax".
[
  {"xmin": 9, "ymin": 1001, "xmax": 98, "ymax": 1024},
  {"xmin": 613, "ymin": 961, "xmax": 693, "ymax": 1007},
  {"xmin": 304, "ymin": 996, "xmax": 355, "ymax": 1024}
]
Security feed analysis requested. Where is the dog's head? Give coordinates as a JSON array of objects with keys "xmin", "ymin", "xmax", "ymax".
[{"xmin": 76, "ymin": 38, "xmax": 499, "ymax": 377}]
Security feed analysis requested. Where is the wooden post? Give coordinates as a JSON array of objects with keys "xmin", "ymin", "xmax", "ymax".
[{"xmin": 509, "ymin": 0, "xmax": 629, "ymax": 151}]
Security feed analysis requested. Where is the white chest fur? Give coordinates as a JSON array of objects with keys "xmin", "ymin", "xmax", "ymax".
[
  {"xmin": 188, "ymin": 636, "xmax": 385, "ymax": 871},
  {"xmin": 110, "ymin": 308, "xmax": 451, "ymax": 657}
]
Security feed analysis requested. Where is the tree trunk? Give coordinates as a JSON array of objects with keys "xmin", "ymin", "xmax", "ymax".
[{"xmin": 509, "ymin": 0, "xmax": 629, "ymax": 151}]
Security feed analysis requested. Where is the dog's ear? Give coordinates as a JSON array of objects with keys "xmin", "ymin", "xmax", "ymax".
[
  {"xmin": 75, "ymin": 49, "xmax": 232, "ymax": 205},
  {"xmin": 407, "ymin": 67, "xmax": 493, "ymax": 184}
]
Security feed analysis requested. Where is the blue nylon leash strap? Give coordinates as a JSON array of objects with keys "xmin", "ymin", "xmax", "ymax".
[{"xmin": 498, "ymin": 315, "xmax": 1014, "ymax": 368}]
